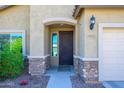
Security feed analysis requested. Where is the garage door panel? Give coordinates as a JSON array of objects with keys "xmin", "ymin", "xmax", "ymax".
[{"xmin": 101, "ymin": 28, "xmax": 124, "ymax": 81}]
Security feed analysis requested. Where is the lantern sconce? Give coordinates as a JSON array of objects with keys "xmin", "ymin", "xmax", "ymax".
[{"xmin": 90, "ymin": 15, "xmax": 95, "ymax": 30}]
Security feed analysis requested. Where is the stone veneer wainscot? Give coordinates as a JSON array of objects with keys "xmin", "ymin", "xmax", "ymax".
[
  {"xmin": 74, "ymin": 57, "xmax": 99, "ymax": 83},
  {"xmin": 28, "ymin": 56, "xmax": 50, "ymax": 75}
]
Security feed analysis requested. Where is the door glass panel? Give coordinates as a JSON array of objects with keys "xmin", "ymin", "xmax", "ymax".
[{"xmin": 52, "ymin": 33, "xmax": 58, "ymax": 56}]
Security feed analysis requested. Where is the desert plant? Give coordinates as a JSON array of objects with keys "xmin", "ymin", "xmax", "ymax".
[{"xmin": 0, "ymin": 37, "xmax": 24, "ymax": 79}]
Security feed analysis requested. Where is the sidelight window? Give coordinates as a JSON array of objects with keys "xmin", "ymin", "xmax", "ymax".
[{"xmin": 52, "ymin": 33, "xmax": 58, "ymax": 56}]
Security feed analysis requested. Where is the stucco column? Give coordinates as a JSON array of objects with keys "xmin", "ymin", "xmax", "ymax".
[
  {"xmin": 74, "ymin": 20, "xmax": 99, "ymax": 83},
  {"xmin": 28, "ymin": 7, "xmax": 48, "ymax": 75},
  {"xmin": 75, "ymin": 24, "xmax": 79, "ymax": 55}
]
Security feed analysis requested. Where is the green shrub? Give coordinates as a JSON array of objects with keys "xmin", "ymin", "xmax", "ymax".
[{"xmin": 0, "ymin": 38, "xmax": 24, "ymax": 79}]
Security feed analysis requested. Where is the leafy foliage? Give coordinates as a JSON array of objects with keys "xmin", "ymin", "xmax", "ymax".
[{"xmin": 0, "ymin": 38, "xmax": 24, "ymax": 79}]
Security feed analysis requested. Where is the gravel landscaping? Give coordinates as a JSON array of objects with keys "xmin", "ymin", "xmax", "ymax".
[
  {"xmin": 70, "ymin": 75, "xmax": 104, "ymax": 88},
  {"xmin": 0, "ymin": 69, "xmax": 50, "ymax": 88}
]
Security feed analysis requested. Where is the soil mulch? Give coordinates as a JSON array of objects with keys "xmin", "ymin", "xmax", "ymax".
[
  {"xmin": 0, "ymin": 69, "xmax": 50, "ymax": 88},
  {"xmin": 70, "ymin": 75, "xmax": 104, "ymax": 88}
]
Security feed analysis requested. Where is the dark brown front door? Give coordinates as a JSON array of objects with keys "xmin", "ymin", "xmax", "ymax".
[{"xmin": 59, "ymin": 31, "xmax": 73, "ymax": 65}]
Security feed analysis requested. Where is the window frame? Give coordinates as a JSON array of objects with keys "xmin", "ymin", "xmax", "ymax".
[
  {"xmin": 0, "ymin": 29, "xmax": 26, "ymax": 56},
  {"xmin": 51, "ymin": 32, "xmax": 58, "ymax": 57}
]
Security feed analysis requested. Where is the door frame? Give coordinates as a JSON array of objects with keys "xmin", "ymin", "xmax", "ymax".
[
  {"xmin": 50, "ymin": 26, "xmax": 75, "ymax": 67},
  {"xmin": 50, "ymin": 31, "xmax": 59, "ymax": 66},
  {"xmin": 0, "ymin": 29, "xmax": 26, "ymax": 56},
  {"xmin": 98, "ymin": 23, "xmax": 124, "ymax": 81}
]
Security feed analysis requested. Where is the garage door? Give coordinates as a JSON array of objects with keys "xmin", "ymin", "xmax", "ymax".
[{"xmin": 100, "ymin": 28, "xmax": 124, "ymax": 81}]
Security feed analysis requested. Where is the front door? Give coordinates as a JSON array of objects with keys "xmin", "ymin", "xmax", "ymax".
[{"xmin": 59, "ymin": 31, "xmax": 73, "ymax": 65}]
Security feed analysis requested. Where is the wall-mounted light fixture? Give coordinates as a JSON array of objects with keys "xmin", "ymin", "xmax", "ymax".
[{"xmin": 90, "ymin": 15, "xmax": 95, "ymax": 30}]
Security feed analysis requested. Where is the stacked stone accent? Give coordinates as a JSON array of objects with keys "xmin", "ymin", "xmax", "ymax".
[
  {"xmin": 78, "ymin": 59, "xmax": 84, "ymax": 79},
  {"xmin": 28, "ymin": 56, "xmax": 50, "ymax": 75},
  {"xmin": 74, "ymin": 58, "xmax": 79, "ymax": 74},
  {"xmin": 83, "ymin": 61, "xmax": 98, "ymax": 83},
  {"xmin": 44, "ymin": 56, "xmax": 50, "ymax": 69},
  {"xmin": 74, "ymin": 57, "xmax": 99, "ymax": 83}
]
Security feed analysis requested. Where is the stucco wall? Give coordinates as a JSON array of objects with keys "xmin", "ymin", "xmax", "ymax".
[
  {"xmin": 30, "ymin": 5, "xmax": 75, "ymax": 56},
  {"xmin": 44, "ymin": 26, "xmax": 50, "ymax": 55},
  {"xmin": 78, "ymin": 10, "xmax": 85, "ymax": 57},
  {"xmin": 0, "ymin": 5, "xmax": 30, "ymax": 55},
  {"xmin": 81, "ymin": 8, "xmax": 124, "ymax": 58}
]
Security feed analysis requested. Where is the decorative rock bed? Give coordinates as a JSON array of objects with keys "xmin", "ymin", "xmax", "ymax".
[
  {"xmin": 70, "ymin": 75, "xmax": 104, "ymax": 88},
  {"xmin": 0, "ymin": 69, "xmax": 50, "ymax": 88}
]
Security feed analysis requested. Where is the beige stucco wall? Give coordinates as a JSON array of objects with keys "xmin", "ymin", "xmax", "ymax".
[
  {"xmin": 44, "ymin": 26, "xmax": 50, "ymax": 55},
  {"xmin": 79, "ymin": 8, "xmax": 124, "ymax": 58},
  {"xmin": 77, "ymin": 10, "xmax": 85, "ymax": 57},
  {"xmin": 0, "ymin": 5, "xmax": 30, "ymax": 55},
  {"xmin": 30, "ymin": 5, "xmax": 75, "ymax": 56}
]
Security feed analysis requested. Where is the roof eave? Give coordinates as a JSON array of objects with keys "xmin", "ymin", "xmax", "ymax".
[
  {"xmin": 73, "ymin": 5, "xmax": 124, "ymax": 18},
  {"xmin": 0, "ymin": 5, "xmax": 10, "ymax": 10},
  {"xmin": 73, "ymin": 5, "xmax": 82, "ymax": 19}
]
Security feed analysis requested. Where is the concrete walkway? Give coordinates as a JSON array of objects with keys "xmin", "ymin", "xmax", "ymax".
[
  {"xmin": 103, "ymin": 81, "xmax": 124, "ymax": 88},
  {"xmin": 46, "ymin": 66, "xmax": 74, "ymax": 88}
]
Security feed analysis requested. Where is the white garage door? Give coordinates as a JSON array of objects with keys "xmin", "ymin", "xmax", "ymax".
[{"xmin": 100, "ymin": 28, "xmax": 124, "ymax": 81}]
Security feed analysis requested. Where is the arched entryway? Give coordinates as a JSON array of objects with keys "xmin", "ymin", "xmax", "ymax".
[{"xmin": 43, "ymin": 17, "xmax": 77, "ymax": 68}]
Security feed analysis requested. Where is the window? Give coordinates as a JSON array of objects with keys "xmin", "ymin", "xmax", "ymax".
[
  {"xmin": 0, "ymin": 33, "xmax": 23, "ymax": 54},
  {"xmin": 0, "ymin": 30, "xmax": 25, "ymax": 56},
  {"xmin": 52, "ymin": 33, "xmax": 58, "ymax": 56}
]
